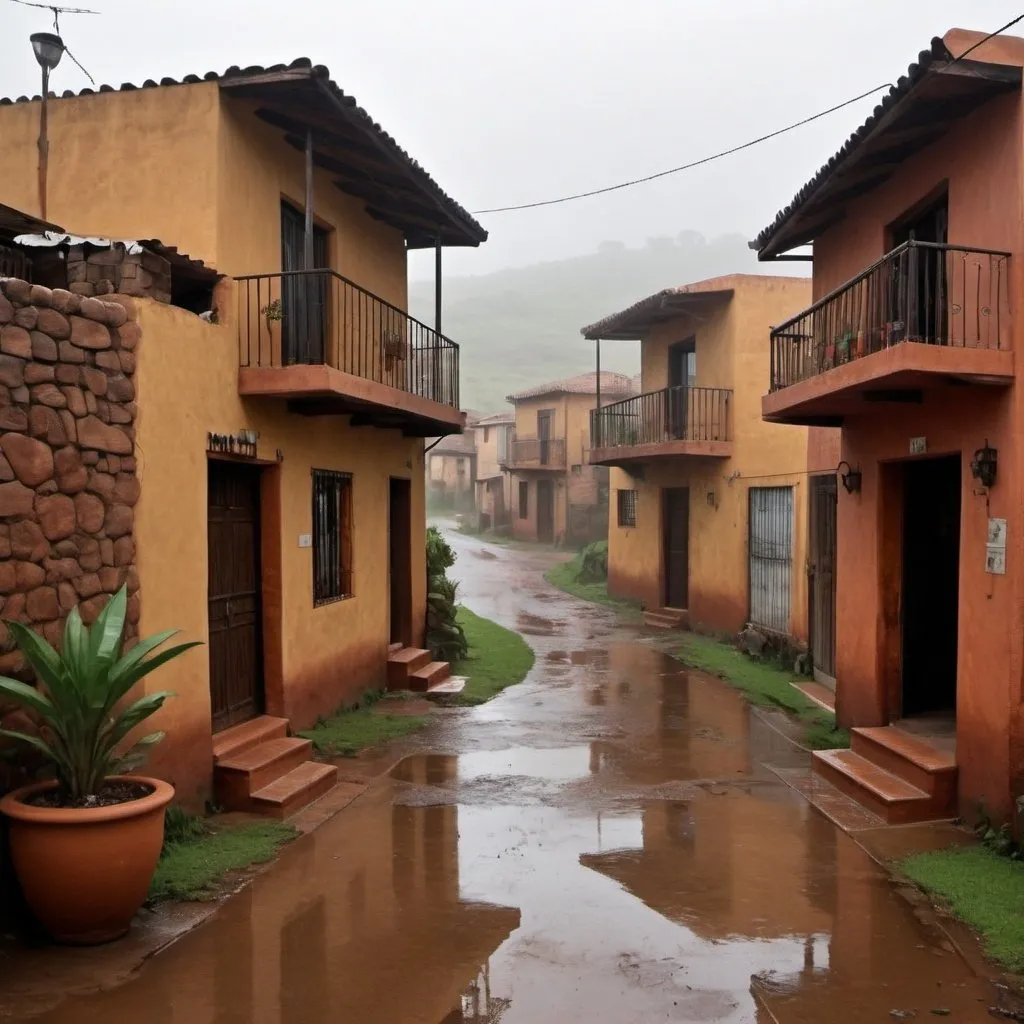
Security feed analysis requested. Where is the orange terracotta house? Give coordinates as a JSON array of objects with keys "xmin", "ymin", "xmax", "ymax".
[
  {"xmin": 502, "ymin": 372, "xmax": 631, "ymax": 546},
  {"xmin": 752, "ymin": 29, "xmax": 1024, "ymax": 822},
  {"xmin": 583, "ymin": 276, "xmax": 814, "ymax": 640},
  {"xmin": 0, "ymin": 59, "xmax": 485, "ymax": 811}
]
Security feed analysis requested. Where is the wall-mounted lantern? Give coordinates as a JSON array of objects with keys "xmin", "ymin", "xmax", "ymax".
[
  {"xmin": 837, "ymin": 460, "xmax": 862, "ymax": 494},
  {"xmin": 971, "ymin": 440, "xmax": 998, "ymax": 489}
]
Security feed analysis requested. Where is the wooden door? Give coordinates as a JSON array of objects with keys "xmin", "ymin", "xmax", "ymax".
[
  {"xmin": 809, "ymin": 475, "xmax": 837, "ymax": 687},
  {"xmin": 537, "ymin": 410, "xmax": 553, "ymax": 466},
  {"xmin": 536, "ymin": 478, "xmax": 555, "ymax": 543},
  {"xmin": 208, "ymin": 460, "xmax": 264, "ymax": 731},
  {"xmin": 667, "ymin": 339, "xmax": 695, "ymax": 440},
  {"xmin": 280, "ymin": 201, "xmax": 329, "ymax": 364},
  {"xmin": 663, "ymin": 487, "xmax": 689, "ymax": 609},
  {"xmin": 389, "ymin": 478, "xmax": 413, "ymax": 646}
]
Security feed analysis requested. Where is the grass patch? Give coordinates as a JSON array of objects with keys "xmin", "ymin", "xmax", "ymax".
[
  {"xmin": 451, "ymin": 605, "xmax": 535, "ymax": 705},
  {"xmin": 299, "ymin": 693, "xmax": 429, "ymax": 757},
  {"xmin": 150, "ymin": 821, "xmax": 297, "ymax": 902},
  {"xmin": 671, "ymin": 633, "xmax": 849, "ymax": 750},
  {"xmin": 544, "ymin": 553, "xmax": 642, "ymax": 614},
  {"xmin": 901, "ymin": 845, "xmax": 1024, "ymax": 971}
]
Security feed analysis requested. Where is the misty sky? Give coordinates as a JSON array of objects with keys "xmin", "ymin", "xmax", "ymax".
[{"xmin": 0, "ymin": 0, "xmax": 1018, "ymax": 280}]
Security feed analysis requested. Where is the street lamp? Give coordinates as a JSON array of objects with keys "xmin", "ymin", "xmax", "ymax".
[{"xmin": 30, "ymin": 31, "xmax": 64, "ymax": 221}]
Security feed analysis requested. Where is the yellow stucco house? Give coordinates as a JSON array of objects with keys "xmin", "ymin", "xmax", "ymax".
[
  {"xmin": 0, "ymin": 59, "xmax": 485, "ymax": 810},
  {"xmin": 503, "ymin": 372, "xmax": 633, "ymax": 546},
  {"xmin": 583, "ymin": 276, "xmax": 814, "ymax": 641},
  {"xmin": 473, "ymin": 410, "xmax": 514, "ymax": 529}
]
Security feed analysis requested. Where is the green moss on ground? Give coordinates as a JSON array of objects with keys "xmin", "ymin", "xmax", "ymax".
[
  {"xmin": 451, "ymin": 605, "xmax": 535, "ymax": 705},
  {"xmin": 299, "ymin": 693, "xmax": 429, "ymax": 757},
  {"xmin": 901, "ymin": 845, "xmax": 1024, "ymax": 971},
  {"xmin": 150, "ymin": 820, "xmax": 298, "ymax": 902},
  {"xmin": 671, "ymin": 633, "xmax": 849, "ymax": 750},
  {"xmin": 544, "ymin": 554, "xmax": 642, "ymax": 614}
]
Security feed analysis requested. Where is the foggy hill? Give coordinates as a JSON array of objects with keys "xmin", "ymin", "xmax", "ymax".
[{"xmin": 409, "ymin": 232, "xmax": 786, "ymax": 413}]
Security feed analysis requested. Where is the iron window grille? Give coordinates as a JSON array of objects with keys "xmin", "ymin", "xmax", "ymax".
[
  {"xmin": 312, "ymin": 469, "xmax": 353, "ymax": 605},
  {"xmin": 617, "ymin": 489, "xmax": 637, "ymax": 528}
]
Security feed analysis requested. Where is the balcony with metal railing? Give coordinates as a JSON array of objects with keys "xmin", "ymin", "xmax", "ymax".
[
  {"xmin": 763, "ymin": 241, "xmax": 1013, "ymax": 426},
  {"xmin": 499, "ymin": 435, "xmax": 567, "ymax": 471},
  {"xmin": 236, "ymin": 269, "xmax": 463, "ymax": 437},
  {"xmin": 589, "ymin": 385, "xmax": 732, "ymax": 466}
]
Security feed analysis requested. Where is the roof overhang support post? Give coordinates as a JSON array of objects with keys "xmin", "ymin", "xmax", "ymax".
[
  {"xmin": 434, "ymin": 237, "xmax": 443, "ymax": 336},
  {"xmin": 303, "ymin": 128, "xmax": 315, "ymax": 270},
  {"xmin": 594, "ymin": 337, "xmax": 602, "ymax": 448}
]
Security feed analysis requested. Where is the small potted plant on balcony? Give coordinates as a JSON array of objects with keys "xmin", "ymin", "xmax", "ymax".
[{"xmin": 0, "ymin": 586, "xmax": 199, "ymax": 944}]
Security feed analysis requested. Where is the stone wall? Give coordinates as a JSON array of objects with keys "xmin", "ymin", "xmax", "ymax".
[
  {"xmin": 66, "ymin": 243, "xmax": 172, "ymax": 303},
  {"xmin": 0, "ymin": 277, "xmax": 139, "ymax": 790}
]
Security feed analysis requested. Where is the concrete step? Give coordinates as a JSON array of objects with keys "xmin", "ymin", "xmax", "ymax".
[
  {"xmin": 251, "ymin": 761, "xmax": 339, "ymax": 819},
  {"xmin": 791, "ymin": 680, "xmax": 836, "ymax": 715},
  {"xmin": 387, "ymin": 647, "xmax": 432, "ymax": 688},
  {"xmin": 812, "ymin": 748, "xmax": 938, "ymax": 825},
  {"xmin": 423, "ymin": 675, "xmax": 467, "ymax": 700},
  {"xmin": 212, "ymin": 715, "xmax": 289, "ymax": 764},
  {"xmin": 408, "ymin": 660, "xmax": 451, "ymax": 692},
  {"xmin": 851, "ymin": 726, "xmax": 957, "ymax": 809},
  {"xmin": 215, "ymin": 736, "xmax": 313, "ymax": 810},
  {"xmin": 643, "ymin": 608, "xmax": 687, "ymax": 631}
]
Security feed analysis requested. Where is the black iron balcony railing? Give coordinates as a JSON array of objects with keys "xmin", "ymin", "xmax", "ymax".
[
  {"xmin": 770, "ymin": 241, "xmax": 1010, "ymax": 392},
  {"xmin": 502, "ymin": 436, "xmax": 567, "ymax": 469},
  {"xmin": 591, "ymin": 385, "xmax": 732, "ymax": 449},
  {"xmin": 237, "ymin": 269, "xmax": 459, "ymax": 409}
]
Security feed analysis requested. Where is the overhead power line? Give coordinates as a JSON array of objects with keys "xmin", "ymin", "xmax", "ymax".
[{"xmin": 472, "ymin": 13, "xmax": 1024, "ymax": 216}]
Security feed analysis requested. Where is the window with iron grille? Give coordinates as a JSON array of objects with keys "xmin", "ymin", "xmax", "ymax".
[
  {"xmin": 312, "ymin": 469, "xmax": 353, "ymax": 605},
  {"xmin": 617, "ymin": 489, "xmax": 637, "ymax": 528},
  {"xmin": 519, "ymin": 481, "xmax": 529, "ymax": 519}
]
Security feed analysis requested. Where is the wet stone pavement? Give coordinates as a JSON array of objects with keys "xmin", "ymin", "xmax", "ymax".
[{"xmin": 1, "ymin": 526, "xmax": 1012, "ymax": 1022}]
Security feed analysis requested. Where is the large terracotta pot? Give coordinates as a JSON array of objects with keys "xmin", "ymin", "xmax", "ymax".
[{"xmin": 0, "ymin": 775, "xmax": 173, "ymax": 945}]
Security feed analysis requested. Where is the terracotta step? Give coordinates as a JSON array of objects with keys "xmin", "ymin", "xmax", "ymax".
[
  {"xmin": 423, "ymin": 675, "xmax": 467, "ymax": 700},
  {"xmin": 852, "ymin": 726, "xmax": 957, "ymax": 808},
  {"xmin": 215, "ymin": 736, "xmax": 313, "ymax": 810},
  {"xmin": 812, "ymin": 748, "xmax": 936, "ymax": 825},
  {"xmin": 388, "ymin": 641, "xmax": 403, "ymax": 654},
  {"xmin": 643, "ymin": 609, "xmax": 687, "ymax": 631},
  {"xmin": 408, "ymin": 660, "xmax": 451, "ymax": 692},
  {"xmin": 791, "ymin": 680, "xmax": 836, "ymax": 714},
  {"xmin": 387, "ymin": 647, "xmax": 432, "ymax": 688},
  {"xmin": 212, "ymin": 715, "xmax": 289, "ymax": 763},
  {"xmin": 251, "ymin": 761, "xmax": 339, "ymax": 819}
]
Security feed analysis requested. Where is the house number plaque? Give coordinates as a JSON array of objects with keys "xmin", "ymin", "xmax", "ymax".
[{"xmin": 909, "ymin": 436, "xmax": 927, "ymax": 455}]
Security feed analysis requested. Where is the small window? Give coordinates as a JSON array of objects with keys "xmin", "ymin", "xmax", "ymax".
[
  {"xmin": 617, "ymin": 489, "xmax": 637, "ymax": 528},
  {"xmin": 519, "ymin": 481, "xmax": 529, "ymax": 519},
  {"xmin": 312, "ymin": 469, "xmax": 353, "ymax": 605},
  {"xmin": 571, "ymin": 464, "xmax": 582, "ymax": 474},
  {"xmin": 483, "ymin": 426, "xmax": 490, "ymax": 443}
]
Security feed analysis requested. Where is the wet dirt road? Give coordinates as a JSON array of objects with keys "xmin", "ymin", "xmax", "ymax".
[{"xmin": 5, "ymin": 527, "xmax": 1009, "ymax": 1022}]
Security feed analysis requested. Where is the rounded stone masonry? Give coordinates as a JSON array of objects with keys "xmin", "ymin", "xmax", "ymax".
[{"xmin": 0, "ymin": 277, "xmax": 140, "ymax": 682}]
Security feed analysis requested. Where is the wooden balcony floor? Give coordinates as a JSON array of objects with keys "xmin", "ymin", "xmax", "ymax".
[
  {"xmin": 238, "ymin": 365, "xmax": 464, "ymax": 437},
  {"xmin": 589, "ymin": 438, "xmax": 732, "ymax": 466}
]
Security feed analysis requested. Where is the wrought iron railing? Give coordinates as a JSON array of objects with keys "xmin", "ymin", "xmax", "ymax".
[
  {"xmin": 590, "ymin": 385, "xmax": 732, "ymax": 449},
  {"xmin": 769, "ymin": 241, "xmax": 1010, "ymax": 392},
  {"xmin": 502, "ymin": 436, "xmax": 567, "ymax": 469},
  {"xmin": 237, "ymin": 269, "xmax": 459, "ymax": 409}
]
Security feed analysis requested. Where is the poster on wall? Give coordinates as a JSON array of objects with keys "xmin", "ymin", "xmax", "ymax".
[{"xmin": 986, "ymin": 517, "xmax": 1007, "ymax": 575}]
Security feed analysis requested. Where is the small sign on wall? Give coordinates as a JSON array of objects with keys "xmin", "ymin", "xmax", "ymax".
[
  {"xmin": 909, "ymin": 436, "xmax": 927, "ymax": 455},
  {"xmin": 986, "ymin": 517, "xmax": 1007, "ymax": 575},
  {"xmin": 298, "ymin": 534, "xmax": 312, "ymax": 549}
]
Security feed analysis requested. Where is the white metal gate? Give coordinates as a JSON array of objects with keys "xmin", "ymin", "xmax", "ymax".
[{"xmin": 749, "ymin": 486, "xmax": 794, "ymax": 634}]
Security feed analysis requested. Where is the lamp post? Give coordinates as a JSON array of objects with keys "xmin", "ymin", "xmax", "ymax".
[{"xmin": 30, "ymin": 31, "xmax": 65, "ymax": 221}]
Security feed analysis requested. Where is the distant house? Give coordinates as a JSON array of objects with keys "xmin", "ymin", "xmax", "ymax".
[
  {"xmin": 504, "ymin": 371, "xmax": 634, "ymax": 546},
  {"xmin": 426, "ymin": 415, "xmax": 479, "ymax": 513},
  {"xmin": 583, "ymin": 276, "xmax": 813, "ymax": 637},
  {"xmin": 474, "ymin": 410, "xmax": 515, "ymax": 528}
]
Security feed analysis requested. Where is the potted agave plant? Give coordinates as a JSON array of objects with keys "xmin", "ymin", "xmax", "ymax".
[{"xmin": 0, "ymin": 586, "xmax": 198, "ymax": 944}]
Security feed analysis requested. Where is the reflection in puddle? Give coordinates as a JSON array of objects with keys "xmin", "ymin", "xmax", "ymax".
[{"xmin": 392, "ymin": 746, "xmax": 593, "ymax": 785}]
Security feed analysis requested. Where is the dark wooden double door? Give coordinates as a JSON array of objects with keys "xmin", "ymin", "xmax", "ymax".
[
  {"xmin": 208, "ymin": 461, "xmax": 264, "ymax": 732},
  {"xmin": 663, "ymin": 487, "xmax": 689, "ymax": 609},
  {"xmin": 281, "ymin": 201, "xmax": 329, "ymax": 365}
]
